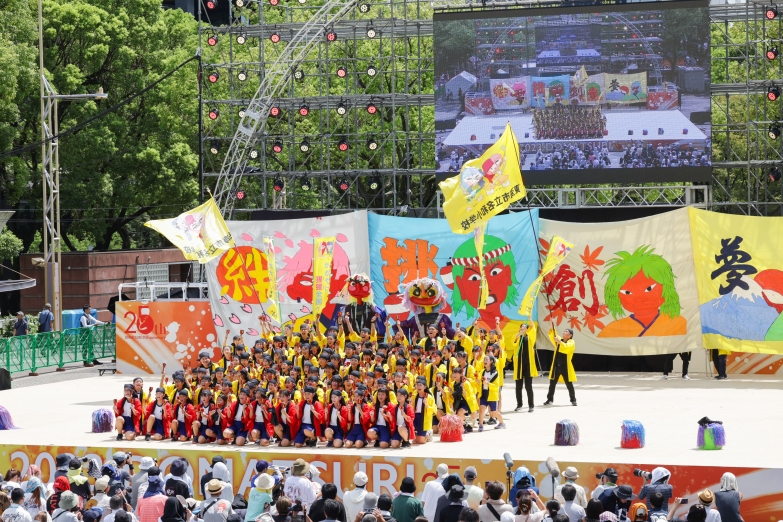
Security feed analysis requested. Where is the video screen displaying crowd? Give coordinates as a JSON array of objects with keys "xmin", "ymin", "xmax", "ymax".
[
  {"xmin": 113, "ymin": 315, "xmax": 518, "ymax": 450},
  {"xmin": 0, "ymin": 454, "xmax": 744, "ymax": 522},
  {"xmin": 532, "ymin": 106, "xmax": 607, "ymax": 141}
]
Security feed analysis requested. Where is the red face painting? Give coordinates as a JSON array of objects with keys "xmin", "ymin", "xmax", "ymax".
[
  {"xmin": 408, "ymin": 284, "xmax": 441, "ymax": 307},
  {"xmin": 287, "ymin": 266, "xmax": 348, "ymax": 305},
  {"xmin": 348, "ymin": 280, "xmax": 371, "ymax": 300},
  {"xmin": 455, "ymin": 260, "xmax": 512, "ymax": 315},
  {"xmin": 618, "ymin": 270, "xmax": 664, "ymax": 320}
]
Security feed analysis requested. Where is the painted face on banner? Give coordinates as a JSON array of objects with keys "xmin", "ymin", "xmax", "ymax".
[
  {"xmin": 455, "ymin": 259, "xmax": 512, "ymax": 312},
  {"xmin": 287, "ymin": 267, "xmax": 348, "ymax": 305},
  {"xmin": 618, "ymin": 271, "xmax": 665, "ymax": 317}
]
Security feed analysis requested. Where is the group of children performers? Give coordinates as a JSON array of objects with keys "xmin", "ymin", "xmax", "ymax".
[{"xmin": 113, "ymin": 313, "xmax": 515, "ymax": 448}]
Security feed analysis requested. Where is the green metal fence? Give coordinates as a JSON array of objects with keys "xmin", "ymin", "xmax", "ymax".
[{"xmin": 1, "ymin": 324, "xmax": 115, "ymax": 374}]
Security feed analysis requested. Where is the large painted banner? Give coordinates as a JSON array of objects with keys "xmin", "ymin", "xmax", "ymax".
[
  {"xmin": 689, "ymin": 208, "xmax": 783, "ymax": 354},
  {"xmin": 369, "ymin": 211, "xmax": 539, "ymax": 352},
  {"xmin": 205, "ymin": 211, "xmax": 370, "ymax": 339},
  {"xmin": 538, "ymin": 208, "xmax": 701, "ymax": 355},
  {"xmin": 3, "ymin": 445, "xmax": 782, "ymax": 519},
  {"xmin": 490, "ymin": 77, "xmax": 530, "ymax": 109},
  {"xmin": 531, "ymin": 75, "xmax": 570, "ymax": 108},
  {"xmin": 116, "ymin": 301, "xmax": 218, "ymax": 374}
]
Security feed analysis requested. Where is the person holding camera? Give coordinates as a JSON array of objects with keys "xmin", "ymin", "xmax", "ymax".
[
  {"xmin": 591, "ymin": 468, "xmax": 618, "ymax": 501},
  {"xmin": 636, "ymin": 468, "xmax": 673, "ymax": 511}
]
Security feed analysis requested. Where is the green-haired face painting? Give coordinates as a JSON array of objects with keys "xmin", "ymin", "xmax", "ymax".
[
  {"xmin": 450, "ymin": 235, "xmax": 519, "ymax": 325},
  {"xmin": 598, "ymin": 245, "xmax": 686, "ymax": 338}
]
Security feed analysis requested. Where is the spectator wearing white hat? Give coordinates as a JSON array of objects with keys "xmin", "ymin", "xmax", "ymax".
[
  {"xmin": 131, "ymin": 457, "xmax": 156, "ymax": 510},
  {"xmin": 343, "ymin": 472, "xmax": 369, "ymax": 522},
  {"xmin": 421, "ymin": 464, "xmax": 449, "ymax": 522},
  {"xmin": 463, "ymin": 467, "xmax": 484, "ymax": 510},
  {"xmin": 554, "ymin": 468, "xmax": 588, "ymax": 508},
  {"xmin": 92, "ymin": 476, "xmax": 112, "ymax": 510}
]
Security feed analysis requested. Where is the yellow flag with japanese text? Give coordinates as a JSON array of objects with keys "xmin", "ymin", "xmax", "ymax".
[
  {"xmin": 518, "ymin": 235, "xmax": 575, "ymax": 319},
  {"xmin": 144, "ymin": 198, "xmax": 234, "ymax": 264},
  {"xmin": 263, "ymin": 237, "xmax": 281, "ymax": 323},
  {"xmin": 439, "ymin": 123, "xmax": 526, "ymax": 234},
  {"xmin": 474, "ymin": 224, "xmax": 490, "ymax": 310},
  {"xmin": 313, "ymin": 237, "xmax": 336, "ymax": 319}
]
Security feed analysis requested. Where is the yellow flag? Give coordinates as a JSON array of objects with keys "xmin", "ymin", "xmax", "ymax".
[
  {"xmin": 474, "ymin": 224, "xmax": 489, "ymax": 310},
  {"xmin": 312, "ymin": 237, "xmax": 336, "ymax": 318},
  {"xmin": 263, "ymin": 237, "xmax": 281, "ymax": 323},
  {"xmin": 518, "ymin": 235, "xmax": 575, "ymax": 319},
  {"xmin": 144, "ymin": 198, "xmax": 234, "ymax": 264},
  {"xmin": 439, "ymin": 123, "xmax": 526, "ymax": 234}
]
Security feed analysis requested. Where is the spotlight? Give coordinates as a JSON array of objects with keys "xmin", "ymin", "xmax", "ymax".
[
  {"xmin": 300, "ymin": 177, "xmax": 312, "ymax": 191},
  {"xmin": 770, "ymin": 123, "xmax": 781, "ymax": 140},
  {"xmin": 208, "ymin": 70, "xmax": 220, "ymax": 83},
  {"xmin": 366, "ymin": 102, "xmax": 377, "ymax": 114},
  {"xmin": 326, "ymin": 27, "xmax": 337, "ymax": 42},
  {"xmin": 338, "ymin": 178, "xmax": 350, "ymax": 191},
  {"xmin": 293, "ymin": 69, "xmax": 305, "ymax": 81},
  {"xmin": 236, "ymin": 32, "xmax": 246, "ymax": 45},
  {"xmin": 298, "ymin": 0, "xmax": 306, "ymax": 4},
  {"xmin": 367, "ymin": 136, "xmax": 378, "ymax": 150},
  {"xmin": 270, "ymin": 0, "xmax": 279, "ymax": 5},
  {"xmin": 269, "ymin": 105, "xmax": 281, "ymax": 117},
  {"xmin": 770, "ymin": 166, "xmax": 782, "ymax": 182},
  {"xmin": 272, "ymin": 140, "xmax": 283, "ymax": 153},
  {"xmin": 336, "ymin": 102, "xmax": 347, "ymax": 115},
  {"xmin": 210, "ymin": 140, "xmax": 220, "ymax": 155},
  {"xmin": 235, "ymin": 0, "xmax": 245, "ymax": 5},
  {"xmin": 366, "ymin": 24, "xmax": 376, "ymax": 38},
  {"xmin": 770, "ymin": 86, "xmax": 781, "ymax": 101},
  {"xmin": 337, "ymin": 66, "xmax": 348, "ymax": 78},
  {"xmin": 368, "ymin": 174, "xmax": 381, "ymax": 191},
  {"xmin": 366, "ymin": 65, "xmax": 377, "ymax": 77},
  {"xmin": 238, "ymin": 69, "xmax": 248, "ymax": 81},
  {"xmin": 208, "ymin": 107, "xmax": 220, "ymax": 120},
  {"xmin": 767, "ymin": 47, "xmax": 778, "ymax": 60},
  {"xmin": 238, "ymin": 107, "xmax": 247, "ymax": 118},
  {"xmin": 249, "ymin": 149, "xmax": 259, "ymax": 159},
  {"xmin": 270, "ymin": 32, "xmax": 281, "ymax": 44},
  {"xmin": 273, "ymin": 179, "xmax": 284, "ymax": 192},
  {"xmin": 299, "ymin": 103, "xmax": 310, "ymax": 116},
  {"xmin": 767, "ymin": 5, "xmax": 778, "ymax": 19},
  {"xmin": 338, "ymin": 139, "xmax": 349, "ymax": 151},
  {"xmin": 206, "ymin": 0, "xmax": 217, "ymax": 9},
  {"xmin": 299, "ymin": 138, "xmax": 310, "ymax": 152},
  {"xmin": 358, "ymin": 2, "xmax": 371, "ymax": 13},
  {"xmin": 207, "ymin": 34, "xmax": 218, "ymax": 46},
  {"xmin": 235, "ymin": 190, "xmax": 246, "ymax": 200}
]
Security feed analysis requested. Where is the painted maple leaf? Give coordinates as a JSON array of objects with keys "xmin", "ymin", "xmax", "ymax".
[
  {"xmin": 545, "ymin": 306, "xmax": 567, "ymax": 325},
  {"xmin": 568, "ymin": 315, "xmax": 582, "ymax": 331},
  {"xmin": 582, "ymin": 310, "xmax": 606, "ymax": 333},
  {"xmin": 580, "ymin": 245, "xmax": 605, "ymax": 272}
]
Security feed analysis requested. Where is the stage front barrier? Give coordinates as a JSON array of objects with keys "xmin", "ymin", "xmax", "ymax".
[
  {"xmin": 1, "ymin": 445, "xmax": 780, "ymax": 521},
  {"xmin": 1, "ymin": 324, "xmax": 115, "ymax": 374}
]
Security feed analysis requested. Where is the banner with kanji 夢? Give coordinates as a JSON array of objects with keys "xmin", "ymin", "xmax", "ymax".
[
  {"xmin": 144, "ymin": 198, "xmax": 234, "ymax": 263},
  {"xmin": 538, "ymin": 209, "xmax": 701, "ymax": 356},
  {"xmin": 518, "ymin": 235, "xmax": 575, "ymax": 320},
  {"xmin": 312, "ymin": 237, "xmax": 337, "ymax": 319},
  {"xmin": 689, "ymin": 208, "xmax": 783, "ymax": 355},
  {"xmin": 439, "ymin": 123, "xmax": 526, "ymax": 234},
  {"xmin": 204, "ymin": 211, "xmax": 370, "ymax": 339}
]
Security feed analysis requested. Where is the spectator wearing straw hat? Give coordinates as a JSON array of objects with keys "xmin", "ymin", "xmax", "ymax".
[
  {"xmin": 695, "ymin": 490, "xmax": 721, "ymax": 522},
  {"xmin": 555, "ymin": 468, "xmax": 588, "ymax": 508},
  {"xmin": 200, "ymin": 480, "xmax": 234, "ymax": 522},
  {"xmin": 283, "ymin": 459, "xmax": 317, "ymax": 506}
]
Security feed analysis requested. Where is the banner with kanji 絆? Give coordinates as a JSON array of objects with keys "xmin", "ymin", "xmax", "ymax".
[
  {"xmin": 368, "ymin": 210, "xmax": 539, "ymax": 358},
  {"xmin": 537, "ymin": 208, "xmax": 701, "ymax": 356},
  {"xmin": 205, "ymin": 211, "xmax": 370, "ymax": 339},
  {"xmin": 689, "ymin": 208, "xmax": 783, "ymax": 355}
]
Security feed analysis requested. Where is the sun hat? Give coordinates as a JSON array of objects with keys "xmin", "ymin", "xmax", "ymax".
[
  {"xmin": 292, "ymin": 459, "xmax": 310, "ymax": 477},
  {"xmin": 207, "ymin": 479, "xmax": 225, "ymax": 496},
  {"xmin": 353, "ymin": 471, "xmax": 368, "ymax": 487},
  {"xmin": 699, "ymin": 489, "xmax": 714, "ymax": 505},
  {"xmin": 256, "ymin": 474, "xmax": 275, "ymax": 490},
  {"xmin": 59, "ymin": 491, "xmax": 79, "ymax": 510},
  {"xmin": 139, "ymin": 457, "xmax": 155, "ymax": 471}
]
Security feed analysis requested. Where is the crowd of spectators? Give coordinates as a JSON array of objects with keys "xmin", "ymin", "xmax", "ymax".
[{"xmin": 0, "ymin": 454, "xmax": 746, "ymax": 522}]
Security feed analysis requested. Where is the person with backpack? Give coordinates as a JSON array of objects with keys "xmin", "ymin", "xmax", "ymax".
[
  {"xmin": 199, "ymin": 480, "xmax": 234, "ymax": 522},
  {"xmin": 477, "ymin": 482, "xmax": 513, "ymax": 522},
  {"xmin": 38, "ymin": 305, "xmax": 54, "ymax": 333}
]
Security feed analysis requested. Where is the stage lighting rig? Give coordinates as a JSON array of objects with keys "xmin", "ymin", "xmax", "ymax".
[
  {"xmin": 769, "ymin": 123, "xmax": 781, "ymax": 140},
  {"xmin": 269, "ymin": 105, "xmax": 281, "ymax": 117},
  {"xmin": 208, "ymin": 70, "xmax": 220, "ymax": 83},
  {"xmin": 326, "ymin": 27, "xmax": 338, "ymax": 42},
  {"xmin": 367, "ymin": 136, "xmax": 378, "ymax": 150},
  {"xmin": 338, "ymin": 139, "xmax": 349, "ymax": 151},
  {"xmin": 300, "ymin": 177, "xmax": 312, "ymax": 191},
  {"xmin": 358, "ymin": 2, "xmax": 371, "ymax": 13},
  {"xmin": 336, "ymin": 102, "xmax": 347, "ymax": 115},
  {"xmin": 366, "ymin": 102, "xmax": 377, "ymax": 114},
  {"xmin": 293, "ymin": 69, "xmax": 305, "ymax": 81},
  {"xmin": 249, "ymin": 149, "xmax": 259, "ymax": 159},
  {"xmin": 368, "ymin": 174, "xmax": 381, "ymax": 191},
  {"xmin": 337, "ymin": 66, "xmax": 348, "ymax": 78},
  {"xmin": 206, "ymin": 0, "xmax": 217, "ymax": 9},
  {"xmin": 207, "ymin": 34, "xmax": 218, "ymax": 46},
  {"xmin": 769, "ymin": 86, "xmax": 780, "ymax": 101},
  {"xmin": 272, "ymin": 140, "xmax": 283, "ymax": 153},
  {"xmin": 235, "ymin": 190, "xmax": 246, "ymax": 200},
  {"xmin": 767, "ymin": 47, "xmax": 778, "ymax": 60},
  {"xmin": 299, "ymin": 139, "xmax": 311, "ymax": 152},
  {"xmin": 367, "ymin": 65, "xmax": 377, "ymax": 77},
  {"xmin": 210, "ymin": 141, "xmax": 220, "ymax": 155},
  {"xmin": 238, "ymin": 69, "xmax": 248, "ymax": 81},
  {"xmin": 770, "ymin": 167, "xmax": 782, "ymax": 182},
  {"xmin": 238, "ymin": 107, "xmax": 247, "ymax": 118},
  {"xmin": 338, "ymin": 178, "xmax": 350, "ymax": 191},
  {"xmin": 299, "ymin": 103, "xmax": 310, "ymax": 116},
  {"xmin": 236, "ymin": 31, "xmax": 247, "ymax": 45},
  {"xmin": 208, "ymin": 107, "xmax": 220, "ymax": 120},
  {"xmin": 273, "ymin": 179, "xmax": 284, "ymax": 192},
  {"xmin": 366, "ymin": 24, "xmax": 377, "ymax": 38},
  {"xmin": 270, "ymin": 31, "xmax": 281, "ymax": 43},
  {"xmin": 767, "ymin": 4, "xmax": 778, "ymax": 19}
]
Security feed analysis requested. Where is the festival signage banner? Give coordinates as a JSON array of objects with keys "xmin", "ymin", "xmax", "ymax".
[
  {"xmin": 531, "ymin": 75, "xmax": 570, "ymax": 108},
  {"xmin": 3, "ymin": 445, "xmax": 782, "ymax": 518},
  {"xmin": 601, "ymin": 72, "xmax": 648, "ymax": 104},
  {"xmin": 489, "ymin": 77, "xmax": 530, "ymax": 109},
  {"xmin": 689, "ymin": 208, "xmax": 783, "ymax": 355},
  {"xmin": 205, "ymin": 211, "xmax": 370, "ymax": 339},
  {"xmin": 116, "ymin": 301, "xmax": 218, "ymax": 374},
  {"xmin": 368, "ymin": 211, "xmax": 539, "ymax": 355},
  {"xmin": 518, "ymin": 236, "xmax": 575, "ymax": 320},
  {"xmin": 538, "ymin": 208, "xmax": 701, "ymax": 356}
]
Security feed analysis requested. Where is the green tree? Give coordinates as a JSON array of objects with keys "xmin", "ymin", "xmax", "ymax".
[{"xmin": 0, "ymin": 227, "xmax": 24, "ymax": 262}]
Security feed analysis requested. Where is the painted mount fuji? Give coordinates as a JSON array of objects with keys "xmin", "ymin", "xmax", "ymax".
[{"xmin": 700, "ymin": 275, "xmax": 781, "ymax": 340}]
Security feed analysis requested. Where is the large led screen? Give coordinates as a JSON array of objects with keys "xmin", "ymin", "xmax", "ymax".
[{"xmin": 434, "ymin": 1, "xmax": 711, "ymax": 184}]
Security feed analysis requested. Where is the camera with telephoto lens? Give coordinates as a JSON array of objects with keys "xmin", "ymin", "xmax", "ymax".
[{"xmin": 633, "ymin": 468, "xmax": 652, "ymax": 480}]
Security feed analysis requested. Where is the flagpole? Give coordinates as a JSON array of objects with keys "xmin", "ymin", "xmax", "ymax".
[{"xmin": 512, "ymin": 127, "xmax": 556, "ymax": 375}]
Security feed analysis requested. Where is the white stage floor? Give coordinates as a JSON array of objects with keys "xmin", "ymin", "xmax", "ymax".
[{"xmin": 1, "ymin": 371, "xmax": 779, "ymax": 468}]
